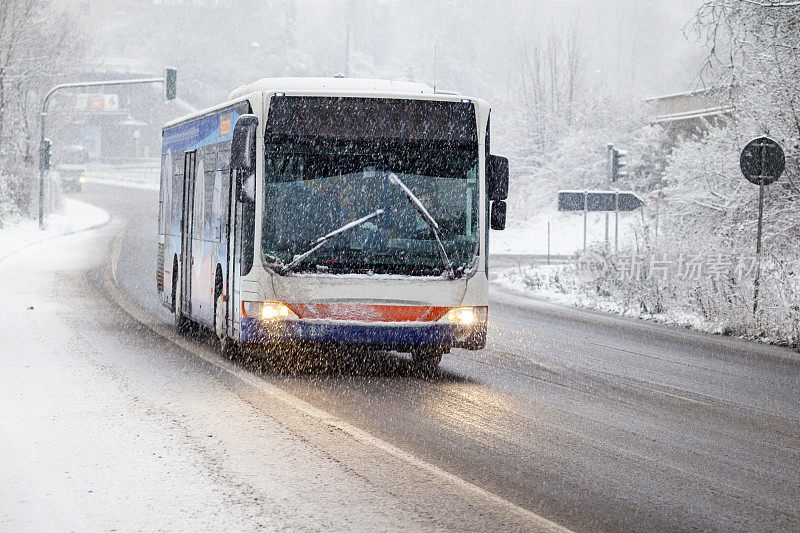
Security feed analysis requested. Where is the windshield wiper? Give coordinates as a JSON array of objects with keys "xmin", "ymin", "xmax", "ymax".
[
  {"xmin": 281, "ymin": 209, "xmax": 384, "ymax": 274},
  {"xmin": 387, "ymin": 173, "xmax": 454, "ymax": 279}
]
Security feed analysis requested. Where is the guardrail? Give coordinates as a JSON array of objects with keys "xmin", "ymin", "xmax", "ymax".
[{"xmin": 490, "ymin": 254, "xmax": 576, "ymax": 266}]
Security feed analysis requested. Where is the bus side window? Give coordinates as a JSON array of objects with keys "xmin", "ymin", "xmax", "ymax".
[
  {"xmin": 203, "ymin": 145, "xmax": 218, "ymax": 241},
  {"xmin": 202, "ymin": 145, "xmax": 217, "ymax": 177},
  {"xmin": 172, "ymin": 151, "xmax": 183, "ymax": 232},
  {"xmin": 193, "ymin": 158, "xmax": 205, "ymax": 238},
  {"xmin": 240, "ymin": 192, "xmax": 255, "ymax": 276},
  {"xmin": 212, "ymin": 169, "xmax": 223, "ymax": 241},
  {"xmin": 234, "ymin": 161, "xmax": 255, "ymax": 276},
  {"xmin": 158, "ymin": 153, "xmax": 167, "ymax": 234},
  {"xmin": 218, "ymin": 148, "xmax": 231, "ymax": 242}
]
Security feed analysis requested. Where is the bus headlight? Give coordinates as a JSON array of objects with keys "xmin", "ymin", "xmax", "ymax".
[
  {"xmin": 79, "ymin": 176, "xmax": 86, "ymax": 184},
  {"xmin": 242, "ymin": 301, "xmax": 297, "ymax": 321},
  {"xmin": 440, "ymin": 306, "xmax": 487, "ymax": 325}
]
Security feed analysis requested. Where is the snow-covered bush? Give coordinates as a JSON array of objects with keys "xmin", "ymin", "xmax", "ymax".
[{"xmin": 499, "ymin": 246, "xmax": 798, "ymax": 347}]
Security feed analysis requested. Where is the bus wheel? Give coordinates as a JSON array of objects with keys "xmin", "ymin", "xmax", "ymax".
[
  {"xmin": 174, "ymin": 300, "xmax": 190, "ymax": 333},
  {"xmin": 215, "ymin": 293, "xmax": 238, "ymax": 358},
  {"xmin": 219, "ymin": 335, "xmax": 240, "ymax": 359},
  {"xmin": 411, "ymin": 347, "xmax": 443, "ymax": 375}
]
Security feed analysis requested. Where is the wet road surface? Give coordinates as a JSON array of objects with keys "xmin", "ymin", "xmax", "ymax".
[{"xmin": 26, "ymin": 180, "xmax": 800, "ymax": 531}]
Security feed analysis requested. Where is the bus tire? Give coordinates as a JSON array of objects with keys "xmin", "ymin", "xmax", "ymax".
[
  {"xmin": 411, "ymin": 346, "xmax": 443, "ymax": 374},
  {"xmin": 220, "ymin": 337, "xmax": 241, "ymax": 359},
  {"xmin": 174, "ymin": 300, "xmax": 190, "ymax": 333},
  {"xmin": 215, "ymin": 292, "xmax": 238, "ymax": 358}
]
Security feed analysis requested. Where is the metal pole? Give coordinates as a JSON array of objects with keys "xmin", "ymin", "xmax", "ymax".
[
  {"xmin": 433, "ymin": 43, "xmax": 437, "ymax": 92},
  {"xmin": 38, "ymin": 112, "xmax": 46, "ymax": 229},
  {"xmin": 604, "ymin": 212, "xmax": 609, "ymax": 246},
  {"xmin": 583, "ymin": 190, "xmax": 588, "ymax": 251},
  {"xmin": 547, "ymin": 221, "xmax": 551, "ymax": 264},
  {"xmin": 753, "ymin": 178, "xmax": 765, "ymax": 314},
  {"xmin": 49, "ymin": 156, "xmax": 54, "ymax": 214},
  {"xmin": 614, "ymin": 191, "xmax": 619, "ymax": 253},
  {"xmin": 345, "ymin": 23, "xmax": 351, "ymax": 77},
  {"xmin": 38, "ymin": 76, "xmax": 168, "ymax": 230},
  {"xmin": 654, "ymin": 191, "xmax": 659, "ymax": 246}
]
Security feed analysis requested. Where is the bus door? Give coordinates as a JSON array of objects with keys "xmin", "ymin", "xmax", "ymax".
[
  {"xmin": 180, "ymin": 150, "xmax": 197, "ymax": 316},
  {"xmin": 223, "ymin": 169, "xmax": 239, "ymax": 337}
]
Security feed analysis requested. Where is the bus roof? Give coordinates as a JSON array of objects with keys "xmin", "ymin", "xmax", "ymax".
[
  {"xmin": 228, "ymin": 77, "xmax": 435, "ymax": 100},
  {"xmin": 164, "ymin": 78, "xmax": 485, "ymax": 131}
]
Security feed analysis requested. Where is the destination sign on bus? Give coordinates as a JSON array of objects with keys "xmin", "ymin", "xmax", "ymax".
[{"xmin": 265, "ymin": 96, "xmax": 478, "ymax": 144}]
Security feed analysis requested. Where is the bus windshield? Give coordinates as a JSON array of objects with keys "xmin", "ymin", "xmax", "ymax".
[{"xmin": 262, "ymin": 96, "xmax": 480, "ymax": 277}]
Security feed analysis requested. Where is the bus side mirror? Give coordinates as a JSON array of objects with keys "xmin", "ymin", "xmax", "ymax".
[
  {"xmin": 490, "ymin": 200, "xmax": 506, "ymax": 230},
  {"xmin": 231, "ymin": 114, "xmax": 258, "ymax": 203},
  {"xmin": 488, "ymin": 155, "xmax": 508, "ymax": 201}
]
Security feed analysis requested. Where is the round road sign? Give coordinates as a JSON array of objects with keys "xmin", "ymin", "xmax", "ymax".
[{"xmin": 740, "ymin": 137, "xmax": 785, "ymax": 185}]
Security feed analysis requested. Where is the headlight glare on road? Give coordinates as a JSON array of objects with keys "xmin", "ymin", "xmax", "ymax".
[
  {"xmin": 241, "ymin": 301, "xmax": 297, "ymax": 321},
  {"xmin": 442, "ymin": 306, "xmax": 487, "ymax": 325}
]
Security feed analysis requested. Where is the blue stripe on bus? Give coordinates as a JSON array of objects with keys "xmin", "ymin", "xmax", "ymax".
[
  {"xmin": 239, "ymin": 318, "xmax": 486, "ymax": 348},
  {"xmin": 162, "ymin": 110, "xmax": 240, "ymax": 154}
]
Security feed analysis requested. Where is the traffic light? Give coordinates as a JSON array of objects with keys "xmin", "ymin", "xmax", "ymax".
[
  {"xmin": 164, "ymin": 67, "xmax": 177, "ymax": 100},
  {"xmin": 607, "ymin": 144, "xmax": 628, "ymax": 182},
  {"xmin": 40, "ymin": 138, "xmax": 52, "ymax": 172}
]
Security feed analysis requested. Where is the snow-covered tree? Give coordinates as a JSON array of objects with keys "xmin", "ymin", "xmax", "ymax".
[
  {"xmin": 0, "ymin": 0, "xmax": 84, "ymax": 219},
  {"xmin": 649, "ymin": 0, "xmax": 800, "ymax": 339}
]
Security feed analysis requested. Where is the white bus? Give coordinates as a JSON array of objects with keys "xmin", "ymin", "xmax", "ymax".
[{"xmin": 157, "ymin": 78, "xmax": 508, "ymax": 370}]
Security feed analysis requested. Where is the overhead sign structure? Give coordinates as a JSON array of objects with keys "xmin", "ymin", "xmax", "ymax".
[
  {"xmin": 76, "ymin": 93, "xmax": 119, "ymax": 111},
  {"xmin": 558, "ymin": 190, "xmax": 644, "ymax": 252},
  {"xmin": 558, "ymin": 190, "xmax": 644, "ymax": 212},
  {"xmin": 740, "ymin": 137, "xmax": 785, "ymax": 186},
  {"xmin": 739, "ymin": 136, "xmax": 785, "ymax": 314},
  {"xmin": 39, "ymin": 69, "xmax": 178, "ymax": 230}
]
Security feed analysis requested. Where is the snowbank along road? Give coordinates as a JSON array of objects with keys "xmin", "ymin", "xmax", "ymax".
[{"xmin": 2, "ymin": 177, "xmax": 799, "ymax": 532}]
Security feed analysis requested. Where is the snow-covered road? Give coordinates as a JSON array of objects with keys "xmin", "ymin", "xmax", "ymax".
[
  {"xmin": 2, "ymin": 182, "xmax": 799, "ymax": 532},
  {"xmin": 0, "ymin": 200, "xmax": 560, "ymax": 531}
]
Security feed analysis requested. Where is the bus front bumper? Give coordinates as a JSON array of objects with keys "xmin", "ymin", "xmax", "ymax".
[{"xmin": 240, "ymin": 317, "xmax": 486, "ymax": 351}]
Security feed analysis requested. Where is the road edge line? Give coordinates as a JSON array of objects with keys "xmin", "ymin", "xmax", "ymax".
[{"xmin": 104, "ymin": 227, "xmax": 571, "ymax": 533}]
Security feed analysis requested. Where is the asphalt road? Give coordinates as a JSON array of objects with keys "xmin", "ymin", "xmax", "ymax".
[{"xmin": 65, "ymin": 181, "xmax": 800, "ymax": 531}]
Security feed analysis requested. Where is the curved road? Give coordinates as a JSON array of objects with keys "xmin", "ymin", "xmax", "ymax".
[{"xmin": 54, "ymin": 181, "xmax": 800, "ymax": 530}]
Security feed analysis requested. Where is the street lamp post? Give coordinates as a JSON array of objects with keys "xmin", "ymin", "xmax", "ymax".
[{"xmin": 38, "ymin": 69, "xmax": 176, "ymax": 229}]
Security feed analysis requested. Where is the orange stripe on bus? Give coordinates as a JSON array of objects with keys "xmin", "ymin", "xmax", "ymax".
[{"xmin": 290, "ymin": 304, "xmax": 449, "ymax": 323}]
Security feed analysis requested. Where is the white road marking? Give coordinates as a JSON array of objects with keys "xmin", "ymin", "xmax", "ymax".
[{"xmin": 106, "ymin": 227, "xmax": 572, "ymax": 533}]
